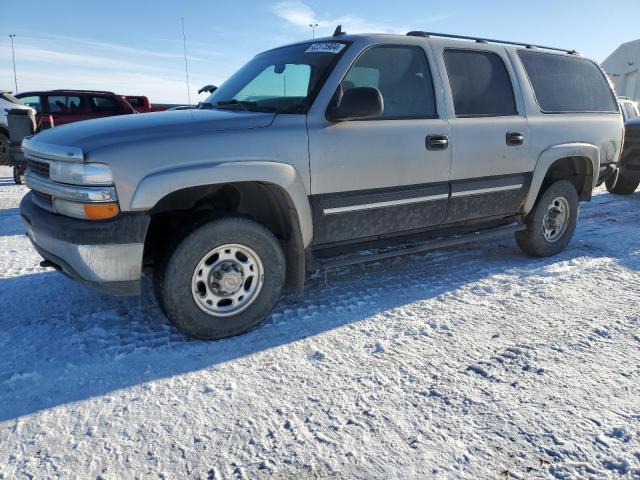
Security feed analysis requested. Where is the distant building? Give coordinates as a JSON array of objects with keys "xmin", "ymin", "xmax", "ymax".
[{"xmin": 602, "ymin": 39, "xmax": 640, "ymax": 101}]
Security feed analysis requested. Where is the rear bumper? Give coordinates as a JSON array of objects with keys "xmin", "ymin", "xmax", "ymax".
[{"xmin": 20, "ymin": 192, "xmax": 150, "ymax": 295}]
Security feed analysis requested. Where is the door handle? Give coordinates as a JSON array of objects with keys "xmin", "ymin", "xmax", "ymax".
[
  {"xmin": 506, "ymin": 132, "xmax": 524, "ymax": 146},
  {"xmin": 426, "ymin": 134, "xmax": 449, "ymax": 151}
]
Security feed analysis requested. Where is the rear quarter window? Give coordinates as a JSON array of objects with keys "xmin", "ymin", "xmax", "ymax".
[{"xmin": 519, "ymin": 51, "xmax": 617, "ymax": 113}]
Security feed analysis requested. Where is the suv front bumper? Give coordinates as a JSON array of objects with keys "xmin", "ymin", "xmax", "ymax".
[{"xmin": 20, "ymin": 192, "xmax": 150, "ymax": 295}]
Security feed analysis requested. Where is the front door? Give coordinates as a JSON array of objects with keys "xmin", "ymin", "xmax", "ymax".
[
  {"xmin": 438, "ymin": 46, "xmax": 531, "ymax": 224},
  {"xmin": 308, "ymin": 44, "xmax": 452, "ymax": 246}
]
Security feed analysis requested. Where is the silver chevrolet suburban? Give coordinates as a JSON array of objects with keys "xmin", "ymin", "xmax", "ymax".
[{"xmin": 20, "ymin": 31, "xmax": 623, "ymax": 339}]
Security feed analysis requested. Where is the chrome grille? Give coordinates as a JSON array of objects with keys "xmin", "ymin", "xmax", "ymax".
[{"xmin": 28, "ymin": 160, "xmax": 50, "ymax": 178}]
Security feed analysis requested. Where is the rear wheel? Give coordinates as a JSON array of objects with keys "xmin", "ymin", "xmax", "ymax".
[
  {"xmin": 516, "ymin": 180, "xmax": 579, "ymax": 257},
  {"xmin": 155, "ymin": 217, "xmax": 285, "ymax": 340},
  {"xmin": 606, "ymin": 172, "xmax": 640, "ymax": 196}
]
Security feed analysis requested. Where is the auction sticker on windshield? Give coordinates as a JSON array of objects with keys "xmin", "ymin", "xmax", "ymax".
[{"xmin": 305, "ymin": 42, "xmax": 346, "ymax": 54}]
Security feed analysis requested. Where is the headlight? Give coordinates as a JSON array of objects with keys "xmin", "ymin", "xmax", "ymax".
[
  {"xmin": 54, "ymin": 198, "xmax": 120, "ymax": 220},
  {"xmin": 49, "ymin": 162, "xmax": 114, "ymax": 186}
]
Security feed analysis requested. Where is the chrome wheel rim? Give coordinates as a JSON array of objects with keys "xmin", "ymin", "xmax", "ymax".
[
  {"xmin": 542, "ymin": 196, "xmax": 570, "ymax": 243},
  {"xmin": 191, "ymin": 243, "xmax": 264, "ymax": 317}
]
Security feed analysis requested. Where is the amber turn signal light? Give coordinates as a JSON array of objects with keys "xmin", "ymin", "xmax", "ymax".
[{"xmin": 83, "ymin": 202, "xmax": 120, "ymax": 220}]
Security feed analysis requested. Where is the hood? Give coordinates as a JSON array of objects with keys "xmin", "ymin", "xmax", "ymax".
[{"xmin": 30, "ymin": 109, "xmax": 276, "ymax": 154}]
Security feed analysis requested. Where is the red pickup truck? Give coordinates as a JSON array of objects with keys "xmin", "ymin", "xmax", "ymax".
[{"xmin": 15, "ymin": 89, "xmax": 136, "ymax": 126}]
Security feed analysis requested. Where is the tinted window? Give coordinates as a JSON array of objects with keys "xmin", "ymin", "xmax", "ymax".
[
  {"xmin": 48, "ymin": 96, "xmax": 82, "ymax": 113},
  {"xmin": 91, "ymin": 96, "xmax": 122, "ymax": 112},
  {"xmin": 519, "ymin": 51, "xmax": 617, "ymax": 113},
  {"xmin": 343, "ymin": 46, "xmax": 436, "ymax": 119},
  {"xmin": 444, "ymin": 49, "xmax": 517, "ymax": 117},
  {"xmin": 16, "ymin": 95, "xmax": 42, "ymax": 113},
  {"xmin": 127, "ymin": 97, "xmax": 143, "ymax": 108}
]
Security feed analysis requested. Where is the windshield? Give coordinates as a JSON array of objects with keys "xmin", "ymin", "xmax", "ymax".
[{"xmin": 203, "ymin": 41, "xmax": 350, "ymax": 114}]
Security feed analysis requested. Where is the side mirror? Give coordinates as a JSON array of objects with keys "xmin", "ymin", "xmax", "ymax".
[
  {"xmin": 327, "ymin": 86, "xmax": 384, "ymax": 122},
  {"xmin": 198, "ymin": 84, "xmax": 218, "ymax": 94}
]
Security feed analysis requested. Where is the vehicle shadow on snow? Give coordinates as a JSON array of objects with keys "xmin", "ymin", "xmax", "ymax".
[
  {"xmin": 0, "ymin": 209, "xmax": 25, "ymax": 237},
  {"xmin": 1, "ymin": 223, "xmax": 639, "ymax": 422}
]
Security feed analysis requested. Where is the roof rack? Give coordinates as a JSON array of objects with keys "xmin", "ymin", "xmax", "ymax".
[
  {"xmin": 406, "ymin": 31, "xmax": 579, "ymax": 55},
  {"xmin": 51, "ymin": 89, "xmax": 116, "ymax": 95}
]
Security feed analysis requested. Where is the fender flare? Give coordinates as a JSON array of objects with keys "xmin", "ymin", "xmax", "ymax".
[
  {"xmin": 130, "ymin": 161, "xmax": 313, "ymax": 247},
  {"xmin": 523, "ymin": 143, "xmax": 600, "ymax": 215}
]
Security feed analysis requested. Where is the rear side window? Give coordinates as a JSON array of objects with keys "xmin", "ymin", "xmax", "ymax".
[
  {"xmin": 48, "ymin": 95, "xmax": 82, "ymax": 113},
  {"xmin": 91, "ymin": 96, "xmax": 123, "ymax": 112},
  {"xmin": 519, "ymin": 51, "xmax": 617, "ymax": 113},
  {"xmin": 443, "ymin": 49, "xmax": 517, "ymax": 117},
  {"xmin": 342, "ymin": 45, "xmax": 437, "ymax": 119}
]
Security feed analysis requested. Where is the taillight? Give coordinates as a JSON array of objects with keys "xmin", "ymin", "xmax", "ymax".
[{"xmin": 37, "ymin": 115, "xmax": 55, "ymax": 131}]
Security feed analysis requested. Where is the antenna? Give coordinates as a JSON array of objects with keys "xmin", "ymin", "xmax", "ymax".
[
  {"xmin": 181, "ymin": 17, "xmax": 191, "ymax": 105},
  {"xmin": 333, "ymin": 25, "xmax": 346, "ymax": 36}
]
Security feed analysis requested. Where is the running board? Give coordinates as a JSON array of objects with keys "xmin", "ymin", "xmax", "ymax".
[{"xmin": 312, "ymin": 222, "xmax": 525, "ymax": 270}]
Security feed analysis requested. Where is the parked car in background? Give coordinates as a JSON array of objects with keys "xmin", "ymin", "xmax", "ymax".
[
  {"xmin": 20, "ymin": 31, "xmax": 622, "ymax": 340},
  {"xmin": 607, "ymin": 115, "xmax": 640, "ymax": 194},
  {"xmin": 1, "ymin": 91, "xmax": 34, "ymax": 165},
  {"xmin": 619, "ymin": 97, "xmax": 639, "ymax": 122},
  {"xmin": 15, "ymin": 90, "xmax": 135, "ymax": 126},
  {"xmin": 124, "ymin": 95, "xmax": 181, "ymax": 113}
]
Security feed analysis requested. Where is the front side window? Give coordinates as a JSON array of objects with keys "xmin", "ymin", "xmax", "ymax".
[
  {"xmin": 444, "ymin": 49, "xmax": 517, "ymax": 117},
  {"xmin": 342, "ymin": 45, "xmax": 437, "ymax": 119},
  {"xmin": 16, "ymin": 95, "xmax": 42, "ymax": 113},
  {"xmin": 519, "ymin": 51, "xmax": 617, "ymax": 113},
  {"xmin": 47, "ymin": 96, "xmax": 82, "ymax": 113},
  {"xmin": 204, "ymin": 41, "xmax": 349, "ymax": 114}
]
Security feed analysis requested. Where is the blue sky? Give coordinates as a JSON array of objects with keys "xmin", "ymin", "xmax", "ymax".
[{"xmin": 0, "ymin": 0, "xmax": 638, "ymax": 103}]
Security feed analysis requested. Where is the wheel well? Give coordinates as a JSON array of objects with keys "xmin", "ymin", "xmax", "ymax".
[
  {"xmin": 144, "ymin": 182, "xmax": 305, "ymax": 293},
  {"xmin": 541, "ymin": 156, "xmax": 593, "ymax": 202}
]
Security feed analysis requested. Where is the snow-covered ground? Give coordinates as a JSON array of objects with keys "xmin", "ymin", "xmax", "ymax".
[{"xmin": 0, "ymin": 165, "xmax": 639, "ymax": 479}]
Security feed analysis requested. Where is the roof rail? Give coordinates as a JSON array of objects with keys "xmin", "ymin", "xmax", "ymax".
[
  {"xmin": 406, "ymin": 31, "xmax": 579, "ymax": 55},
  {"xmin": 51, "ymin": 89, "xmax": 116, "ymax": 95}
]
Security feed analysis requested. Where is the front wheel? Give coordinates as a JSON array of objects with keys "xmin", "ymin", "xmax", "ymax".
[
  {"xmin": 155, "ymin": 217, "xmax": 285, "ymax": 340},
  {"xmin": 516, "ymin": 180, "xmax": 579, "ymax": 257}
]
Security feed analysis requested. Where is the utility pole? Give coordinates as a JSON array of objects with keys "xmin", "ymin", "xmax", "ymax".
[
  {"xmin": 181, "ymin": 17, "xmax": 191, "ymax": 105},
  {"xmin": 309, "ymin": 23, "xmax": 318, "ymax": 39},
  {"xmin": 9, "ymin": 34, "xmax": 18, "ymax": 92}
]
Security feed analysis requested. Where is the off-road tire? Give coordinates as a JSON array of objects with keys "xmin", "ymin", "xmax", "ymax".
[
  {"xmin": 0, "ymin": 132, "xmax": 9, "ymax": 166},
  {"xmin": 516, "ymin": 180, "xmax": 579, "ymax": 257},
  {"xmin": 606, "ymin": 172, "xmax": 640, "ymax": 196},
  {"xmin": 155, "ymin": 217, "xmax": 285, "ymax": 340}
]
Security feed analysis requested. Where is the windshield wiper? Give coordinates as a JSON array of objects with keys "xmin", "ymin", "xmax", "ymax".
[{"xmin": 216, "ymin": 99, "xmax": 258, "ymax": 108}]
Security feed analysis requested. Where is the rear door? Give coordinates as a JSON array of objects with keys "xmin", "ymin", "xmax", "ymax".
[
  {"xmin": 307, "ymin": 43, "xmax": 452, "ymax": 246},
  {"xmin": 435, "ymin": 44, "xmax": 531, "ymax": 224}
]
